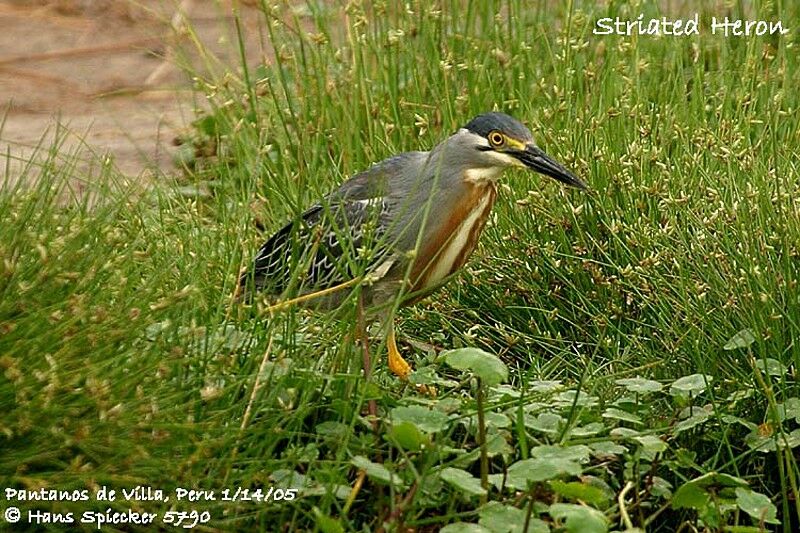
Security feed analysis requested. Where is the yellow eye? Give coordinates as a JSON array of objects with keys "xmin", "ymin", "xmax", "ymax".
[{"xmin": 488, "ymin": 131, "xmax": 505, "ymax": 147}]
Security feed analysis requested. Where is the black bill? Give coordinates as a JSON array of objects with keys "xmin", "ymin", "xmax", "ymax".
[{"xmin": 514, "ymin": 144, "xmax": 588, "ymax": 190}]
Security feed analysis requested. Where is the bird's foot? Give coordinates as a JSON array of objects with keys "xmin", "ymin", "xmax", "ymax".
[
  {"xmin": 389, "ymin": 350, "xmax": 438, "ymax": 396},
  {"xmin": 387, "ymin": 326, "xmax": 437, "ymax": 396},
  {"xmin": 388, "ymin": 346, "xmax": 412, "ymax": 380},
  {"xmin": 387, "ymin": 325, "xmax": 413, "ymax": 379}
]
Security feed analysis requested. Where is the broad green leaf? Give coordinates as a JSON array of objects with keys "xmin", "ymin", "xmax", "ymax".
[
  {"xmin": 487, "ymin": 474, "xmax": 505, "ymax": 490},
  {"xmin": 525, "ymin": 412, "xmax": 564, "ymax": 434},
  {"xmin": 351, "ymin": 456, "xmax": 404, "ymax": 489},
  {"xmin": 524, "ymin": 401, "xmax": 548, "ymax": 412},
  {"xmin": 724, "ymin": 328, "xmax": 756, "ymax": 350},
  {"xmin": 444, "ymin": 348, "xmax": 508, "ymax": 385},
  {"xmin": 708, "ymin": 472, "xmax": 748, "ymax": 488},
  {"xmin": 550, "ymin": 480, "xmax": 611, "ymax": 508},
  {"xmin": 673, "ymin": 481, "xmax": 711, "ymax": 510},
  {"xmin": 450, "ymin": 446, "xmax": 482, "ymax": 468},
  {"xmin": 297, "ymin": 443, "xmax": 319, "ymax": 462},
  {"xmin": 589, "ymin": 441, "xmax": 628, "ymax": 456},
  {"xmin": 440, "ymin": 523, "xmax": 492, "ymax": 533},
  {"xmin": 479, "ymin": 502, "xmax": 547, "ymax": 533},
  {"xmin": 258, "ymin": 358, "xmax": 293, "ymax": 381},
  {"xmin": 506, "ymin": 457, "xmax": 582, "ymax": 488},
  {"xmin": 470, "ymin": 411, "xmax": 512, "ymax": 430},
  {"xmin": 555, "ymin": 390, "xmax": 599, "ymax": 407},
  {"xmin": 387, "ymin": 421, "xmax": 429, "ymax": 451},
  {"xmin": 567, "ymin": 422, "xmax": 606, "ymax": 438},
  {"xmin": 271, "ymin": 469, "xmax": 307, "ymax": 490},
  {"xmin": 549, "ymin": 503, "xmax": 608, "ymax": 533},
  {"xmin": 529, "ymin": 380, "xmax": 562, "ymax": 392},
  {"xmin": 633, "ymin": 435, "xmax": 667, "ymax": 453},
  {"xmin": 650, "ymin": 476, "xmax": 673, "ymax": 499},
  {"xmin": 303, "ymin": 483, "xmax": 350, "ymax": 498},
  {"xmin": 435, "ymin": 397, "xmax": 463, "ymax": 414},
  {"xmin": 777, "ymin": 397, "xmax": 800, "ymax": 423},
  {"xmin": 754, "ymin": 357, "xmax": 785, "ymax": 377},
  {"xmin": 581, "ymin": 476, "xmax": 616, "ymax": 504},
  {"xmin": 531, "ymin": 444, "xmax": 592, "ymax": 463},
  {"xmin": 440, "ymin": 467, "xmax": 487, "ymax": 496},
  {"xmin": 485, "ymin": 411, "xmax": 512, "ymax": 428},
  {"xmin": 610, "ymin": 427, "xmax": 642, "ymax": 438},
  {"xmin": 721, "ymin": 414, "xmax": 757, "ymax": 431},
  {"xmin": 674, "ymin": 410, "xmax": 712, "ymax": 434},
  {"xmin": 670, "ymin": 374, "xmax": 712, "ymax": 396},
  {"xmin": 408, "ymin": 365, "xmax": 442, "ymax": 386},
  {"xmin": 209, "ymin": 324, "xmax": 249, "ymax": 351},
  {"xmin": 391, "ymin": 405, "xmax": 450, "ymax": 433},
  {"xmin": 735, "ymin": 488, "xmax": 779, "ymax": 524},
  {"xmin": 612, "ymin": 395, "xmax": 641, "ymax": 410},
  {"xmin": 777, "ymin": 428, "xmax": 800, "ymax": 450},
  {"xmin": 602, "ymin": 407, "xmax": 643, "ymax": 425},
  {"xmin": 673, "ymin": 448, "xmax": 698, "ymax": 467},
  {"xmin": 615, "ymin": 377, "xmax": 663, "ymax": 394},
  {"xmin": 312, "ymin": 507, "xmax": 344, "ymax": 533},
  {"xmin": 745, "ymin": 428, "xmax": 775, "ymax": 452},
  {"xmin": 727, "ymin": 389, "xmax": 755, "ymax": 402},
  {"xmin": 316, "ymin": 421, "xmax": 349, "ymax": 439},
  {"xmin": 699, "ymin": 505, "xmax": 723, "ymax": 530},
  {"xmin": 674, "ymin": 472, "xmax": 750, "ymax": 511},
  {"xmin": 679, "ymin": 404, "xmax": 713, "ymax": 418},
  {"xmin": 491, "ymin": 384, "xmax": 521, "ymax": 399},
  {"xmin": 486, "ymin": 434, "xmax": 513, "ymax": 457}
]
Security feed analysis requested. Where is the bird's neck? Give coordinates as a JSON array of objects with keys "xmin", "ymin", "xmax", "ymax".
[{"xmin": 463, "ymin": 166, "xmax": 505, "ymax": 183}]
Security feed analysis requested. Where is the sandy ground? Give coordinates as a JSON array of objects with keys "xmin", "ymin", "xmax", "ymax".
[{"xmin": 0, "ymin": 0, "xmax": 265, "ymax": 182}]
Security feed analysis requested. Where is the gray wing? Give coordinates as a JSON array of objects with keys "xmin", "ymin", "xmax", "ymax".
[
  {"xmin": 240, "ymin": 197, "xmax": 392, "ymax": 296},
  {"xmin": 240, "ymin": 152, "xmax": 425, "ymax": 297},
  {"xmin": 239, "ymin": 156, "xmax": 417, "ymax": 294}
]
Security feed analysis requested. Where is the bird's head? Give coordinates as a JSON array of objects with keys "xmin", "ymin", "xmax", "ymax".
[{"xmin": 454, "ymin": 112, "xmax": 587, "ymax": 189}]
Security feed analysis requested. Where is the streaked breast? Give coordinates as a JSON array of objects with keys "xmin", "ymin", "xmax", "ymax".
[{"xmin": 411, "ymin": 184, "xmax": 497, "ymax": 292}]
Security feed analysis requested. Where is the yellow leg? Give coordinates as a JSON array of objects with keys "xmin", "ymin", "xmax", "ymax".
[
  {"xmin": 343, "ymin": 469, "xmax": 366, "ymax": 516},
  {"xmin": 387, "ymin": 323, "xmax": 412, "ymax": 379}
]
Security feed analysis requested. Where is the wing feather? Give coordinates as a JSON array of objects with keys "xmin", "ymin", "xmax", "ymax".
[
  {"xmin": 240, "ymin": 197, "xmax": 392, "ymax": 296},
  {"xmin": 240, "ymin": 152, "xmax": 424, "ymax": 299}
]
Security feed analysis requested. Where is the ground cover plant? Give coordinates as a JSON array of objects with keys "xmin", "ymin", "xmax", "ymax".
[{"xmin": 2, "ymin": 0, "xmax": 800, "ymax": 531}]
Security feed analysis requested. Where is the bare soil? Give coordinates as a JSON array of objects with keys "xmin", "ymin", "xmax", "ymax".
[{"xmin": 0, "ymin": 0, "xmax": 264, "ymax": 181}]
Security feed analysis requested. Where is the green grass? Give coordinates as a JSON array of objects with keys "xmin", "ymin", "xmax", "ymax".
[{"xmin": 2, "ymin": 0, "xmax": 800, "ymax": 531}]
